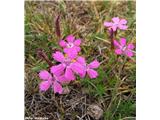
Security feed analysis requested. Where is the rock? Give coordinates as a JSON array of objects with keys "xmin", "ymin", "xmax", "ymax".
[{"xmin": 87, "ymin": 104, "xmax": 103, "ymax": 120}]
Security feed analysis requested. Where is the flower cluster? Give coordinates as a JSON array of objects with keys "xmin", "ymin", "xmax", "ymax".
[
  {"xmin": 38, "ymin": 35, "xmax": 100, "ymax": 94},
  {"xmin": 38, "ymin": 16, "xmax": 135, "ymax": 94},
  {"xmin": 104, "ymin": 17, "xmax": 135, "ymax": 57}
]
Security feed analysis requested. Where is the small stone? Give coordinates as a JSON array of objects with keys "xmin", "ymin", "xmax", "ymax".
[{"xmin": 87, "ymin": 104, "xmax": 103, "ymax": 120}]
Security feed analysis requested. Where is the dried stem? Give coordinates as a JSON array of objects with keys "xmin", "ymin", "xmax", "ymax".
[
  {"xmin": 55, "ymin": 15, "xmax": 61, "ymax": 40},
  {"xmin": 117, "ymin": 56, "xmax": 128, "ymax": 77},
  {"xmin": 109, "ymin": 28, "xmax": 114, "ymax": 50},
  {"xmin": 37, "ymin": 48, "xmax": 53, "ymax": 67}
]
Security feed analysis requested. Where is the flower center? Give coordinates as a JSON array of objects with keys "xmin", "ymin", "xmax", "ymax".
[
  {"xmin": 113, "ymin": 22, "xmax": 119, "ymax": 26},
  {"xmin": 67, "ymin": 42, "xmax": 74, "ymax": 48},
  {"xmin": 63, "ymin": 54, "xmax": 76, "ymax": 66},
  {"xmin": 86, "ymin": 66, "xmax": 89, "ymax": 71},
  {"xmin": 64, "ymin": 58, "xmax": 72, "ymax": 66},
  {"xmin": 121, "ymin": 46, "xmax": 127, "ymax": 51},
  {"xmin": 52, "ymin": 75, "xmax": 61, "ymax": 84}
]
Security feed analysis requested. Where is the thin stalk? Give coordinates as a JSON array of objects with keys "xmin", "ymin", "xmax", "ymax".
[
  {"xmin": 37, "ymin": 49, "xmax": 53, "ymax": 67},
  {"xmin": 119, "ymin": 56, "xmax": 128, "ymax": 76},
  {"xmin": 109, "ymin": 28, "xmax": 114, "ymax": 50},
  {"xmin": 55, "ymin": 15, "xmax": 61, "ymax": 40}
]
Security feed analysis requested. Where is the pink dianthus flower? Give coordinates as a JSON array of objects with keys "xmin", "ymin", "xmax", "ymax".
[
  {"xmin": 77, "ymin": 57, "xmax": 100, "ymax": 79},
  {"xmin": 59, "ymin": 35, "xmax": 81, "ymax": 58},
  {"xmin": 114, "ymin": 38, "xmax": 135, "ymax": 57},
  {"xmin": 39, "ymin": 70, "xmax": 65, "ymax": 94},
  {"xmin": 104, "ymin": 17, "xmax": 128, "ymax": 31},
  {"xmin": 50, "ymin": 51, "xmax": 84, "ymax": 81}
]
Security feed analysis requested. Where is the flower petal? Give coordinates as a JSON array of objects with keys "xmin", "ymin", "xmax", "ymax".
[
  {"xmin": 120, "ymin": 38, "xmax": 126, "ymax": 47},
  {"xmin": 118, "ymin": 25, "xmax": 128, "ymax": 30},
  {"xmin": 64, "ymin": 48, "xmax": 78, "ymax": 59},
  {"xmin": 53, "ymin": 81, "xmax": 63, "ymax": 94},
  {"xmin": 74, "ymin": 39, "xmax": 81, "ymax": 46},
  {"xmin": 50, "ymin": 64, "xmax": 65, "ymax": 76},
  {"xmin": 65, "ymin": 67, "xmax": 75, "ymax": 81},
  {"xmin": 39, "ymin": 70, "xmax": 51, "ymax": 80},
  {"xmin": 127, "ymin": 43, "xmax": 135, "ymax": 50},
  {"xmin": 104, "ymin": 22, "xmax": 113, "ymax": 27},
  {"xmin": 114, "ymin": 40, "xmax": 121, "ymax": 48},
  {"xmin": 74, "ymin": 46, "xmax": 81, "ymax": 52},
  {"xmin": 59, "ymin": 40, "xmax": 67, "ymax": 47},
  {"xmin": 39, "ymin": 81, "xmax": 50, "ymax": 91},
  {"xmin": 68, "ymin": 52, "xmax": 78, "ymax": 59},
  {"xmin": 115, "ymin": 49, "xmax": 123, "ymax": 55},
  {"xmin": 52, "ymin": 51, "xmax": 65, "ymax": 62},
  {"xmin": 88, "ymin": 60, "xmax": 100, "ymax": 69},
  {"xmin": 70, "ymin": 62, "xmax": 84, "ymax": 75},
  {"xmin": 87, "ymin": 69, "xmax": 98, "ymax": 79},
  {"xmin": 120, "ymin": 19, "xmax": 127, "ymax": 24},
  {"xmin": 79, "ymin": 71, "xmax": 86, "ymax": 78},
  {"xmin": 77, "ymin": 56, "xmax": 86, "ymax": 65},
  {"xmin": 56, "ymin": 75, "xmax": 70, "ymax": 84},
  {"xmin": 64, "ymin": 48, "xmax": 69, "ymax": 53},
  {"xmin": 111, "ymin": 25, "xmax": 117, "ymax": 31},
  {"xmin": 125, "ymin": 50, "xmax": 134, "ymax": 57},
  {"xmin": 112, "ymin": 17, "xmax": 120, "ymax": 23},
  {"xmin": 66, "ymin": 35, "xmax": 75, "ymax": 42}
]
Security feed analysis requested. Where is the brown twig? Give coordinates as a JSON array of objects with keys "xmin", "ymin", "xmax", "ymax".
[
  {"xmin": 37, "ymin": 48, "xmax": 53, "ymax": 67},
  {"xmin": 109, "ymin": 28, "xmax": 114, "ymax": 50},
  {"xmin": 55, "ymin": 15, "xmax": 61, "ymax": 40}
]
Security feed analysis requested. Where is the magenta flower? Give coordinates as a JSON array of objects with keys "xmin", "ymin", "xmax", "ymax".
[
  {"xmin": 59, "ymin": 35, "xmax": 81, "ymax": 58},
  {"xmin": 50, "ymin": 51, "xmax": 84, "ymax": 81},
  {"xmin": 114, "ymin": 38, "xmax": 135, "ymax": 57},
  {"xmin": 38, "ymin": 70, "xmax": 66, "ymax": 94},
  {"xmin": 77, "ymin": 57, "xmax": 100, "ymax": 79},
  {"xmin": 104, "ymin": 17, "xmax": 128, "ymax": 31}
]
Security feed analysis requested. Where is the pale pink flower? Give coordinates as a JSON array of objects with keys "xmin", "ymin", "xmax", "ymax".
[
  {"xmin": 39, "ymin": 70, "xmax": 65, "ymax": 94},
  {"xmin": 114, "ymin": 38, "xmax": 135, "ymax": 57},
  {"xmin": 77, "ymin": 57, "xmax": 100, "ymax": 79},
  {"xmin": 50, "ymin": 51, "xmax": 84, "ymax": 81},
  {"xmin": 59, "ymin": 35, "xmax": 81, "ymax": 58},
  {"xmin": 104, "ymin": 17, "xmax": 128, "ymax": 31}
]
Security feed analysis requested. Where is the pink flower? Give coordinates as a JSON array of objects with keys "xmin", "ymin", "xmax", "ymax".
[
  {"xmin": 104, "ymin": 17, "xmax": 128, "ymax": 31},
  {"xmin": 50, "ymin": 51, "xmax": 84, "ymax": 81},
  {"xmin": 39, "ymin": 70, "xmax": 65, "ymax": 94},
  {"xmin": 59, "ymin": 35, "xmax": 81, "ymax": 58},
  {"xmin": 114, "ymin": 38, "xmax": 135, "ymax": 57},
  {"xmin": 77, "ymin": 57, "xmax": 100, "ymax": 79}
]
